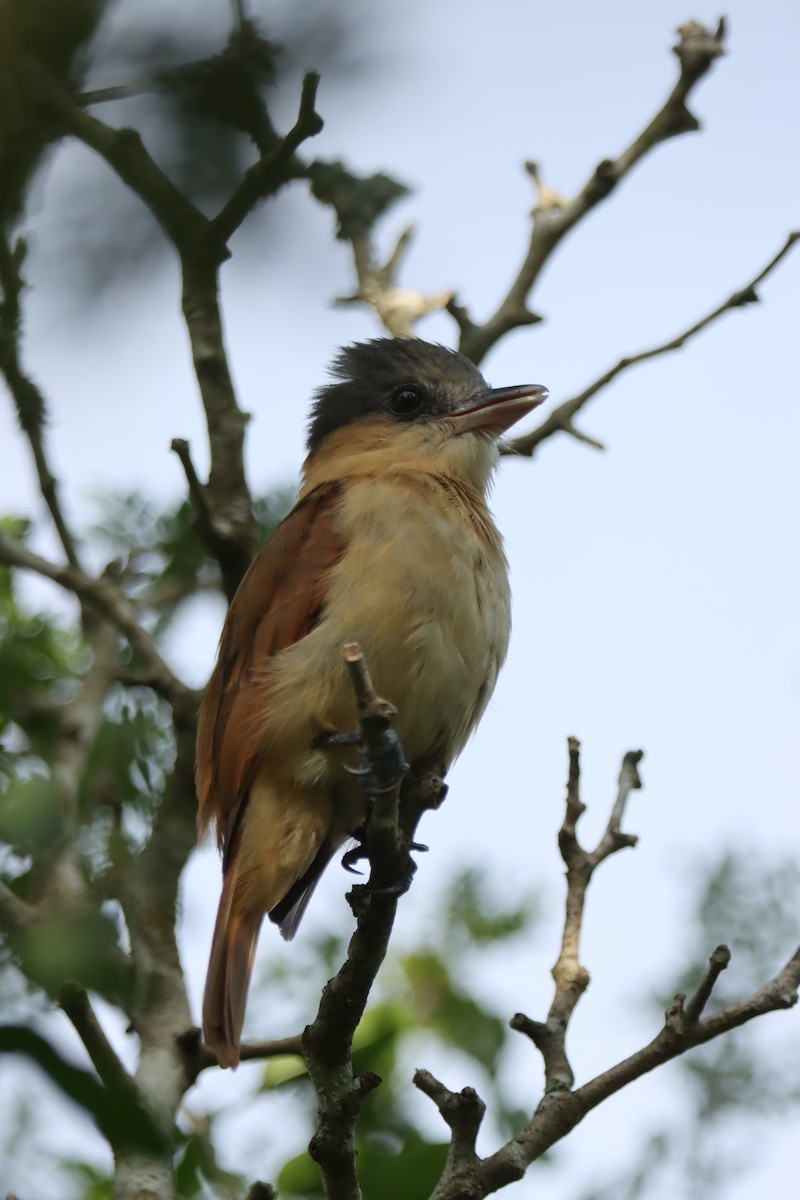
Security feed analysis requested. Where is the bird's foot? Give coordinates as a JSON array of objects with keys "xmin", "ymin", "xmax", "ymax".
[
  {"xmin": 341, "ymin": 826, "xmax": 367, "ymax": 874},
  {"xmin": 365, "ymin": 856, "xmax": 418, "ymax": 898},
  {"xmin": 342, "ymin": 833, "xmax": 427, "ymax": 876},
  {"xmin": 346, "ymin": 728, "xmax": 408, "ymax": 794},
  {"xmin": 315, "ymin": 727, "xmax": 408, "ymax": 794}
]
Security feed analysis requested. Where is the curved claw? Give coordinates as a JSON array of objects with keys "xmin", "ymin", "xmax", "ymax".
[
  {"xmin": 342, "ymin": 845, "xmax": 367, "ymax": 875},
  {"xmin": 343, "ymin": 763, "xmax": 372, "ymax": 779}
]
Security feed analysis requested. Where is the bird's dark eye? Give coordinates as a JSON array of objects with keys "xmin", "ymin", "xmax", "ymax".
[{"xmin": 389, "ymin": 385, "xmax": 426, "ymax": 418}]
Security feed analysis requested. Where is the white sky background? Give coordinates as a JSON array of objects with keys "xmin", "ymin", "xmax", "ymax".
[{"xmin": 1, "ymin": 0, "xmax": 799, "ymax": 1196}]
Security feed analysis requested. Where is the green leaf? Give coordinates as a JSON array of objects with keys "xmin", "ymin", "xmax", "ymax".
[
  {"xmin": 14, "ymin": 907, "xmax": 130, "ymax": 1000},
  {"xmin": 356, "ymin": 1134, "xmax": 448, "ymax": 1200},
  {"xmin": 0, "ymin": 773, "xmax": 64, "ymax": 853}
]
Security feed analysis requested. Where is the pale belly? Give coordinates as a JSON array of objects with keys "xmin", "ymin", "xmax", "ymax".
[{"xmin": 264, "ymin": 473, "xmax": 511, "ymax": 779}]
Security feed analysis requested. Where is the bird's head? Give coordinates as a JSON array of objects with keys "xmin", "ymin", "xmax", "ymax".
[{"xmin": 303, "ymin": 338, "xmax": 547, "ymax": 491}]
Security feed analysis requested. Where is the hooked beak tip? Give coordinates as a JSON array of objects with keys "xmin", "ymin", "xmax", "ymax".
[{"xmin": 446, "ymin": 383, "xmax": 549, "ymax": 437}]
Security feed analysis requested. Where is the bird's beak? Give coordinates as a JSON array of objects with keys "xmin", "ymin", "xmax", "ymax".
[{"xmin": 443, "ymin": 384, "xmax": 549, "ymax": 437}]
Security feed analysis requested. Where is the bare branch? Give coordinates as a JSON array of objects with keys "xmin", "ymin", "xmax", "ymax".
[
  {"xmin": 589, "ymin": 749, "xmax": 642, "ymax": 865},
  {"xmin": 456, "ymin": 20, "xmax": 728, "ymax": 364},
  {"xmin": 506, "ymin": 230, "xmax": 800, "ymax": 458},
  {"xmin": 335, "ymin": 222, "xmax": 454, "ymax": 336},
  {"xmin": 179, "ymin": 1028, "xmax": 303, "ymax": 1082},
  {"xmin": 170, "ymin": 436, "xmax": 248, "ymax": 590},
  {"xmin": 473, "ymin": 945, "xmax": 800, "ymax": 1199},
  {"xmin": 684, "ymin": 943, "xmax": 732, "ymax": 1022},
  {"xmin": 20, "ymin": 51, "xmax": 258, "ymax": 585},
  {"xmin": 0, "ymin": 528, "xmax": 197, "ymax": 717},
  {"xmin": 414, "ymin": 1069, "xmax": 486, "ymax": 1188},
  {"xmin": 59, "ymin": 984, "xmax": 133, "ymax": 1098},
  {"xmin": 211, "ymin": 71, "xmax": 323, "ymax": 244},
  {"xmin": 511, "ymin": 740, "xmax": 642, "ymax": 1093}
]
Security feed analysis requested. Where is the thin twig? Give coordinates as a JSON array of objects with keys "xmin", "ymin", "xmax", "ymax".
[
  {"xmin": 180, "ymin": 1029, "xmax": 304, "ymax": 1081},
  {"xmin": 414, "ymin": 1069, "xmax": 486, "ymax": 1192},
  {"xmin": 211, "ymin": 71, "xmax": 323, "ymax": 244},
  {"xmin": 684, "ymin": 944, "xmax": 732, "ymax": 1022},
  {"xmin": 59, "ymin": 984, "xmax": 134, "ymax": 1097},
  {"xmin": 335, "ymin": 223, "xmax": 454, "ymax": 337},
  {"xmin": 170, "ymin": 436, "xmax": 246, "ymax": 582},
  {"xmin": 30, "ymin": 59, "xmax": 207, "ymax": 253},
  {"xmin": 512, "ymin": 740, "xmax": 642, "ymax": 1093},
  {"xmin": 455, "ymin": 20, "xmax": 728, "ymax": 364},
  {"xmin": 507, "ymin": 230, "xmax": 800, "ymax": 457}
]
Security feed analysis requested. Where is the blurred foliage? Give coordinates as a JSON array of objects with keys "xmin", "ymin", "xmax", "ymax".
[
  {"xmin": 78, "ymin": 486, "xmax": 292, "ymax": 639},
  {"xmin": 308, "ymin": 160, "xmax": 411, "ymax": 241},
  {"xmin": 0, "ymin": 0, "xmax": 108, "ymax": 223},
  {"xmin": 0, "ymin": 0, "xmax": 398, "ymax": 292}
]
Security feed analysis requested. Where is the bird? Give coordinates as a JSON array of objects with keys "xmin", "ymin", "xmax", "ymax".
[{"xmin": 196, "ymin": 337, "xmax": 547, "ymax": 1067}]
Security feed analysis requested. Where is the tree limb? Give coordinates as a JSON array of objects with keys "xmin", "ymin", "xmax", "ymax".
[
  {"xmin": 303, "ymin": 643, "xmax": 440, "ymax": 1200},
  {"xmin": 506, "ymin": 230, "xmax": 800, "ymax": 456},
  {"xmin": 454, "ymin": 20, "xmax": 728, "ymax": 365}
]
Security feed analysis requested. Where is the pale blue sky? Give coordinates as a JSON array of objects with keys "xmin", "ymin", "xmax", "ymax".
[{"xmin": 1, "ymin": 0, "xmax": 798, "ymax": 1196}]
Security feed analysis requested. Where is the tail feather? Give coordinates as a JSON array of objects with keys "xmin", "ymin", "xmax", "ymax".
[{"xmin": 202, "ymin": 875, "xmax": 262, "ymax": 1069}]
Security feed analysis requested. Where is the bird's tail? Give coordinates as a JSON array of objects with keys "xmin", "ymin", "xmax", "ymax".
[{"xmin": 202, "ymin": 870, "xmax": 262, "ymax": 1069}]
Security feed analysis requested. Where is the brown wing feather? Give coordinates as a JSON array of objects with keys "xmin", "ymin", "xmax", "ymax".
[{"xmin": 196, "ymin": 480, "xmax": 344, "ymax": 850}]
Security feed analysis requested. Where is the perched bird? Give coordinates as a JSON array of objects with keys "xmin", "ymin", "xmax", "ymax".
[{"xmin": 196, "ymin": 338, "xmax": 547, "ymax": 1066}]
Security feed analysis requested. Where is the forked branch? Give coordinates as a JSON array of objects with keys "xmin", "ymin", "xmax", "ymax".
[
  {"xmin": 418, "ymin": 742, "xmax": 800, "ymax": 1200},
  {"xmin": 511, "ymin": 740, "xmax": 642, "ymax": 1092},
  {"xmin": 506, "ymin": 230, "xmax": 800, "ymax": 456},
  {"xmin": 453, "ymin": 20, "xmax": 729, "ymax": 364}
]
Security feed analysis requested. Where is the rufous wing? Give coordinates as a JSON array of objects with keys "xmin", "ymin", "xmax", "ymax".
[
  {"xmin": 196, "ymin": 480, "xmax": 345, "ymax": 1066},
  {"xmin": 196, "ymin": 479, "xmax": 344, "ymax": 848}
]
